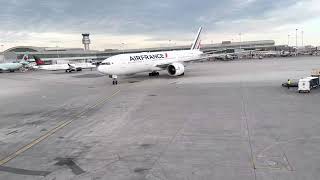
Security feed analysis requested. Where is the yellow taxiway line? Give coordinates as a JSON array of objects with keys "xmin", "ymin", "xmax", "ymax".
[{"xmin": 0, "ymin": 89, "xmax": 120, "ymax": 166}]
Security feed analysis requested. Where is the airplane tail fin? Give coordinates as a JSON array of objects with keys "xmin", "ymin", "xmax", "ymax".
[
  {"xmin": 191, "ymin": 27, "xmax": 203, "ymax": 50},
  {"xmin": 33, "ymin": 55, "xmax": 45, "ymax": 65},
  {"xmin": 17, "ymin": 54, "xmax": 31, "ymax": 65},
  {"xmin": 21, "ymin": 54, "xmax": 29, "ymax": 62}
]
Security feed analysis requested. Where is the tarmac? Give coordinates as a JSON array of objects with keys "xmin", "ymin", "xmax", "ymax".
[{"xmin": 0, "ymin": 56, "xmax": 320, "ymax": 180}]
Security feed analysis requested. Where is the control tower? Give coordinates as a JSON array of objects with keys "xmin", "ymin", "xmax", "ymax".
[{"xmin": 82, "ymin": 33, "xmax": 91, "ymax": 51}]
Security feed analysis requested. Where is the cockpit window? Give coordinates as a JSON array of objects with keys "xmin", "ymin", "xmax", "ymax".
[{"xmin": 101, "ymin": 62, "xmax": 111, "ymax": 65}]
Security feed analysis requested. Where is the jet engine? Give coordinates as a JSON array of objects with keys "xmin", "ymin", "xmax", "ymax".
[{"xmin": 167, "ymin": 63, "xmax": 185, "ymax": 76}]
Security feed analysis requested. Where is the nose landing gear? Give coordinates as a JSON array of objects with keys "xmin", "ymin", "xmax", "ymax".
[{"xmin": 110, "ymin": 75, "xmax": 118, "ymax": 85}]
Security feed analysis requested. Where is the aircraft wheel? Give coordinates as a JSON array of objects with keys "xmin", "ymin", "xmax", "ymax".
[{"xmin": 149, "ymin": 72, "xmax": 159, "ymax": 76}]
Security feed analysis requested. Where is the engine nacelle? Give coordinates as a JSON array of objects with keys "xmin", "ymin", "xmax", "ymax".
[
  {"xmin": 167, "ymin": 63, "xmax": 185, "ymax": 76},
  {"xmin": 76, "ymin": 67, "xmax": 82, "ymax": 71}
]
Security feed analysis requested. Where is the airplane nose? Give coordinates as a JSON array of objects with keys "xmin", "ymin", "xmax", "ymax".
[
  {"xmin": 97, "ymin": 65, "xmax": 103, "ymax": 73},
  {"xmin": 97, "ymin": 65, "xmax": 108, "ymax": 74}
]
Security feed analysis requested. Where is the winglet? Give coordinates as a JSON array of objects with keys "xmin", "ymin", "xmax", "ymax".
[{"xmin": 191, "ymin": 27, "xmax": 203, "ymax": 50}]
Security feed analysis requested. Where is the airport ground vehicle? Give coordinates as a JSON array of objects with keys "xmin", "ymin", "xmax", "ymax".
[
  {"xmin": 298, "ymin": 77, "xmax": 319, "ymax": 93},
  {"xmin": 282, "ymin": 81, "xmax": 298, "ymax": 87}
]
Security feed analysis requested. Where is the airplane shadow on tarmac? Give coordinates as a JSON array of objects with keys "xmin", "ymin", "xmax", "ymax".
[
  {"xmin": 72, "ymin": 73, "xmax": 105, "ymax": 78},
  {"xmin": 69, "ymin": 71, "xmax": 188, "ymax": 84},
  {"xmin": 121, "ymin": 72, "xmax": 186, "ymax": 83}
]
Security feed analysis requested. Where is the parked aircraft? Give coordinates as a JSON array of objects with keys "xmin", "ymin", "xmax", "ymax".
[
  {"xmin": 0, "ymin": 55, "xmax": 29, "ymax": 72},
  {"xmin": 34, "ymin": 55, "xmax": 96, "ymax": 72}
]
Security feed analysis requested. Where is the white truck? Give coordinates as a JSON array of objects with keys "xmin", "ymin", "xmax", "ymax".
[{"xmin": 298, "ymin": 77, "xmax": 319, "ymax": 93}]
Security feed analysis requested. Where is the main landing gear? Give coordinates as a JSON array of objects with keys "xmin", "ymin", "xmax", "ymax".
[{"xmin": 149, "ymin": 71, "xmax": 159, "ymax": 76}]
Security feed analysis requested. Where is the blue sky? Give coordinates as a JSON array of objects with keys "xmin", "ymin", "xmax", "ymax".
[{"xmin": 0, "ymin": 0, "xmax": 319, "ymax": 50}]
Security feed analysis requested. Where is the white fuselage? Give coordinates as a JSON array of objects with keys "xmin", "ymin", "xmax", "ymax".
[
  {"xmin": 37, "ymin": 64, "xmax": 69, "ymax": 71},
  {"xmin": 0, "ymin": 62, "xmax": 23, "ymax": 71},
  {"xmin": 97, "ymin": 50, "xmax": 203, "ymax": 75},
  {"xmin": 36, "ymin": 63, "xmax": 95, "ymax": 71}
]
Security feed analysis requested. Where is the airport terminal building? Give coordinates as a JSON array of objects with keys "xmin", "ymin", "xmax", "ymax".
[{"xmin": 1, "ymin": 40, "xmax": 282, "ymax": 63}]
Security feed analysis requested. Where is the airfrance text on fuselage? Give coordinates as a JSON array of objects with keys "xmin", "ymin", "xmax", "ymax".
[{"xmin": 130, "ymin": 54, "xmax": 166, "ymax": 61}]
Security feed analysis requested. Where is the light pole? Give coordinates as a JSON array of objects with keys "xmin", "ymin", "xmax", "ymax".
[
  {"xmin": 295, "ymin": 29, "xmax": 298, "ymax": 48},
  {"xmin": 50, "ymin": 41, "xmax": 60, "ymax": 58},
  {"xmin": 56, "ymin": 46, "xmax": 59, "ymax": 58},
  {"xmin": 301, "ymin": 30, "xmax": 304, "ymax": 47},
  {"xmin": 1, "ymin": 45, "xmax": 5, "ymax": 62},
  {"xmin": 239, "ymin": 33, "xmax": 242, "ymax": 50},
  {"xmin": 121, "ymin": 43, "xmax": 125, "ymax": 54},
  {"xmin": 287, "ymin": 35, "xmax": 290, "ymax": 46},
  {"xmin": 295, "ymin": 29, "xmax": 298, "ymax": 56},
  {"xmin": 0, "ymin": 45, "xmax": 3, "ymax": 63}
]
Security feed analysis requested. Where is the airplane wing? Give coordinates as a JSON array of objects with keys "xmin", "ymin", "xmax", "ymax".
[
  {"xmin": 154, "ymin": 63, "xmax": 170, "ymax": 69},
  {"xmin": 73, "ymin": 63, "xmax": 96, "ymax": 69},
  {"xmin": 154, "ymin": 54, "xmax": 222, "ymax": 69}
]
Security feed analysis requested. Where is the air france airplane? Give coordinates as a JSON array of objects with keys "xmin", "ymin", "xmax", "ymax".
[{"xmin": 98, "ymin": 27, "xmax": 204, "ymax": 85}]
